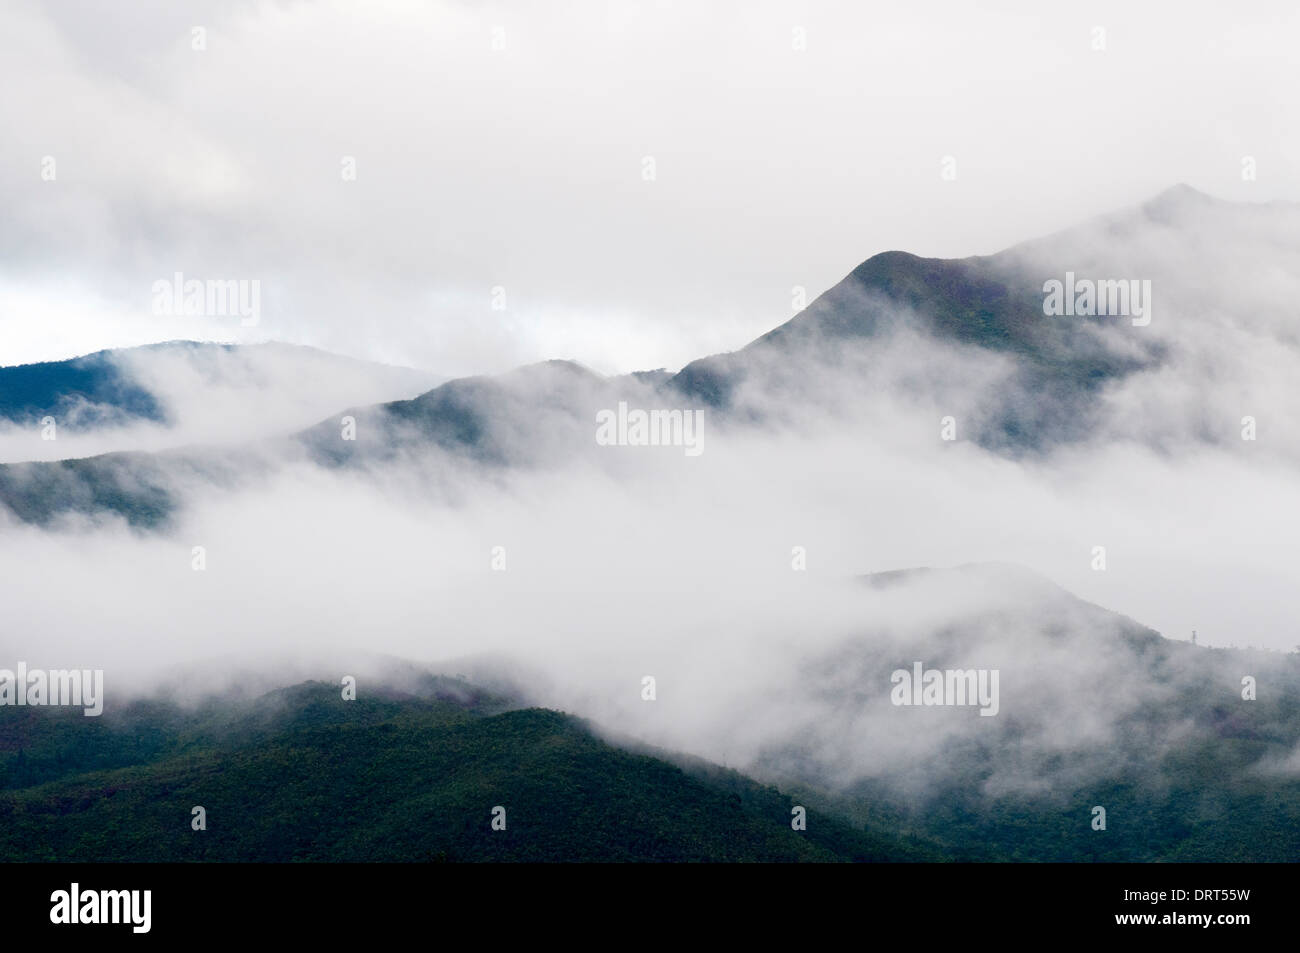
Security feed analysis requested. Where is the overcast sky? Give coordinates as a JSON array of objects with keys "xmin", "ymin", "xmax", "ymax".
[{"xmin": 2, "ymin": 0, "xmax": 1298, "ymax": 375}]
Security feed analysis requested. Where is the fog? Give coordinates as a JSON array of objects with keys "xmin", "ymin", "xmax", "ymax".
[
  {"xmin": 3, "ymin": 1, "xmax": 1299, "ymax": 802},
  {"xmin": 3, "ymin": 0, "xmax": 1298, "ymax": 374},
  {"xmin": 0, "ymin": 342, "xmax": 437, "ymax": 463},
  {"xmin": 4, "ymin": 196, "xmax": 1300, "ymax": 794}
]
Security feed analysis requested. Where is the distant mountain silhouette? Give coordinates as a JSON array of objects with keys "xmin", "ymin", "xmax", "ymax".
[{"xmin": 1, "ymin": 186, "xmax": 1291, "ymax": 526}]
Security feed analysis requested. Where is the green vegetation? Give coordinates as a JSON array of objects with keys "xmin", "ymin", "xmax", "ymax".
[
  {"xmin": 0, "ymin": 680, "xmax": 933, "ymax": 862},
  {"xmin": 3, "ymin": 649, "xmax": 1299, "ymax": 862},
  {"xmin": 784, "ymin": 635, "xmax": 1300, "ymax": 863}
]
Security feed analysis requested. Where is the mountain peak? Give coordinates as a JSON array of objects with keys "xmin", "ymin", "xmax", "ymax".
[
  {"xmin": 1153, "ymin": 182, "xmax": 1209, "ymax": 200},
  {"xmin": 1139, "ymin": 183, "xmax": 1222, "ymax": 222}
]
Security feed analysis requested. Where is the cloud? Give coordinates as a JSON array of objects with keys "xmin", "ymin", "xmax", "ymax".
[
  {"xmin": 0, "ymin": 342, "xmax": 438, "ymax": 462},
  {"xmin": 3, "ymin": 286, "xmax": 1299, "ymax": 800},
  {"xmin": 3, "ymin": 0, "xmax": 1299, "ymax": 374},
  {"xmin": 2, "ymin": 2, "xmax": 1299, "ymax": 807}
]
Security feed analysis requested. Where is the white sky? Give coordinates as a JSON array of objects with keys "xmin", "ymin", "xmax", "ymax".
[{"xmin": 2, "ymin": 0, "xmax": 1298, "ymax": 375}]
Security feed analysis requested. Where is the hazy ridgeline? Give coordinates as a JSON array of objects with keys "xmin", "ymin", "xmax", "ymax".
[{"xmin": 2, "ymin": 188, "xmax": 1299, "ymax": 861}]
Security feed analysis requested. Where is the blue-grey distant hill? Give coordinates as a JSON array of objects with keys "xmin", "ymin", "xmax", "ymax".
[
  {"xmin": 0, "ymin": 346, "xmax": 167, "ymax": 427},
  {"xmin": 0, "ymin": 186, "xmax": 1283, "ymax": 529}
]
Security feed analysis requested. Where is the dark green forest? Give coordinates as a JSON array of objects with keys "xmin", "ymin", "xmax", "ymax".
[{"xmin": 0, "ymin": 679, "xmax": 935, "ymax": 862}]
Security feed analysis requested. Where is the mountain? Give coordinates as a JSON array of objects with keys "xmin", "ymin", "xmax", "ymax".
[
  {"xmin": 0, "ymin": 678, "xmax": 935, "ymax": 863},
  {"xmin": 0, "ymin": 341, "xmax": 440, "ymax": 462},
  {"xmin": 666, "ymin": 250, "xmax": 1152, "ymax": 450},
  {"xmin": 3, "ymin": 185, "xmax": 1297, "ymax": 528},
  {"xmin": 0, "ymin": 342, "xmax": 443, "ymax": 527},
  {"xmin": 297, "ymin": 359, "xmax": 612, "ymax": 469},
  {"xmin": 665, "ymin": 185, "xmax": 1299, "ymax": 451},
  {"xmin": 0, "ymin": 347, "xmax": 164, "ymax": 428},
  {"xmin": 736, "ymin": 563, "xmax": 1300, "ymax": 862},
  {"xmin": 0, "ymin": 357, "xmax": 632, "ymax": 527},
  {"xmin": 4, "ymin": 558, "xmax": 1300, "ymax": 862}
]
